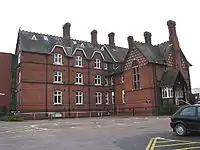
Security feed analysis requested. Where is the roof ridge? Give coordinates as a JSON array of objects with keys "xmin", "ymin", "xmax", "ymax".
[
  {"xmin": 104, "ymin": 44, "xmax": 128, "ymax": 49},
  {"xmin": 20, "ymin": 29, "xmax": 61, "ymax": 38},
  {"xmin": 154, "ymin": 41, "xmax": 170, "ymax": 47}
]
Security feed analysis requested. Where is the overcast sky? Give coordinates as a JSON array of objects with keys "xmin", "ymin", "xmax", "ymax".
[{"xmin": 0, "ymin": 0, "xmax": 199, "ymax": 88}]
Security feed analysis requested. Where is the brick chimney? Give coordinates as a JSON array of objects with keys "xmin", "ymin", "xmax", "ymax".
[
  {"xmin": 63, "ymin": 22, "xmax": 71, "ymax": 47},
  {"xmin": 108, "ymin": 32, "xmax": 115, "ymax": 47},
  {"xmin": 91, "ymin": 30, "xmax": 98, "ymax": 45},
  {"xmin": 167, "ymin": 20, "xmax": 181, "ymax": 69},
  {"xmin": 144, "ymin": 31, "xmax": 152, "ymax": 44},
  {"xmin": 127, "ymin": 36, "xmax": 134, "ymax": 49}
]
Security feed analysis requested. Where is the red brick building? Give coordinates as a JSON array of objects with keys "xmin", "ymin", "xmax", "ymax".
[
  {"xmin": 14, "ymin": 20, "xmax": 191, "ymax": 117},
  {"xmin": 0, "ymin": 53, "xmax": 14, "ymax": 112}
]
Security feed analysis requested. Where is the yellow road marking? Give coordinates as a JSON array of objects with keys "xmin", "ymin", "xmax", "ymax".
[
  {"xmin": 156, "ymin": 138, "xmax": 197, "ymax": 143},
  {"xmin": 150, "ymin": 138, "xmax": 157, "ymax": 150},
  {"xmin": 145, "ymin": 138, "xmax": 154, "ymax": 150},
  {"xmin": 176, "ymin": 146, "xmax": 200, "ymax": 150},
  {"xmin": 155, "ymin": 142, "xmax": 200, "ymax": 148}
]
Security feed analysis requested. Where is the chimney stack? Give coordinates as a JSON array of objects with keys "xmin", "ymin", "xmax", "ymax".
[
  {"xmin": 127, "ymin": 36, "xmax": 134, "ymax": 49},
  {"xmin": 108, "ymin": 32, "xmax": 115, "ymax": 47},
  {"xmin": 63, "ymin": 22, "xmax": 71, "ymax": 47},
  {"xmin": 91, "ymin": 30, "xmax": 98, "ymax": 45},
  {"xmin": 167, "ymin": 20, "xmax": 177, "ymax": 42},
  {"xmin": 144, "ymin": 31, "xmax": 152, "ymax": 44}
]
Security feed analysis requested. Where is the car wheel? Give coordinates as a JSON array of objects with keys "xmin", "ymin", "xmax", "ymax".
[{"xmin": 175, "ymin": 124, "xmax": 186, "ymax": 136}]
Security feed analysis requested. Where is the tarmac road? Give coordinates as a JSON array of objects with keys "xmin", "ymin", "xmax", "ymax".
[{"xmin": 0, "ymin": 116, "xmax": 200, "ymax": 150}]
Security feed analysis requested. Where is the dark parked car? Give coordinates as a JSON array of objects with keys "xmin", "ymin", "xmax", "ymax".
[{"xmin": 170, "ymin": 104, "xmax": 200, "ymax": 136}]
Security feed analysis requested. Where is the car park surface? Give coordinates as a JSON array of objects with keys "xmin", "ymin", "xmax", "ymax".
[{"xmin": 0, "ymin": 116, "xmax": 200, "ymax": 150}]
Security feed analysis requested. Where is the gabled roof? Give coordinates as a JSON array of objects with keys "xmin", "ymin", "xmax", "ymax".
[{"xmin": 160, "ymin": 69, "xmax": 179, "ymax": 87}]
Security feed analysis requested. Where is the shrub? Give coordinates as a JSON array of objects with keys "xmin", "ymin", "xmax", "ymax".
[
  {"xmin": 0, "ymin": 115, "xmax": 24, "ymax": 121},
  {"xmin": 159, "ymin": 105, "xmax": 179, "ymax": 115}
]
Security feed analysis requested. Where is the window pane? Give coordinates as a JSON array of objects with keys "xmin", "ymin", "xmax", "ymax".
[{"xmin": 180, "ymin": 107, "xmax": 196, "ymax": 116}]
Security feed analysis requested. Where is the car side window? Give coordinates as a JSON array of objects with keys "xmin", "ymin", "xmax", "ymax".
[
  {"xmin": 179, "ymin": 107, "xmax": 196, "ymax": 117},
  {"xmin": 197, "ymin": 107, "xmax": 200, "ymax": 117}
]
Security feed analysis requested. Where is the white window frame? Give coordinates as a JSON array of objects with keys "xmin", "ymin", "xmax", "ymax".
[
  {"xmin": 76, "ymin": 91, "xmax": 83, "ymax": 105},
  {"xmin": 105, "ymin": 92, "xmax": 109, "ymax": 104},
  {"xmin": 75, "ymin": 73, "xmax": 83, "ymax": 84},
  {"xmin": 105, "ymin": 77, "xmax": 108, "ymax": 86},
  {"xmin": 53, "ymin": 71, "xmax": 62, "ymax": 83},
  {"xmin": 54, "ymin": 90, "xmax": 62, "ymax": 105},
  {"xmin": 121, "ymin": 74, "xmax": 124, "ymax": 83},
  {"xmin": 104, "ymin": 63, "xmax": 108, "ymax": 70},
  {"xmin": 96, "ymin": 92, "xmax": 102, "ymax": 104},
  {"xmin": 113, "ymin": 64, "xmax": 115, "ymax": 69},
  {"xmin": 53, "ymin": 53, "xmax": 63, "ymax": 65},
  {"xmin": 111, "ymin": 92, "xmax": 115, "ymax": 104},
  {"xmin": 162, "ymin": 87, "xmax": 173, "ymax": 99},
  {"xmin": 94, "ymin": 75, "xmax": 101, "ymax": 85},
  {"xmin": 18, "ymin": 71, "xmax": 21, "ymax": 83},
  {"xmin": 75, "ymin": 56, "xmax": 83, "ymax": 67},
  {"xmin": 18, "ymin": 52, "xmax": 21, "ymax": 64},
  {"xmin": 94, "ymin": 59, "xmax": 101, "ymax": 69},
  {"xmin": 122, "ymin": 90, "xmax": 125, "ymax": 104},
  {"xmin": 111, "ymin": 77, "xmax": 114, "ymax": 85}
]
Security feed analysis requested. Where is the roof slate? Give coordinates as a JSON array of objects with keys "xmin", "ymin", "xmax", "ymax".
[
  {"xmin": 17, "ymin": 30, "xmax": 191, "ymax": 66},
  {"xmin": 160, "ymin": 69, "xmax": 179, "ymax": 87}
]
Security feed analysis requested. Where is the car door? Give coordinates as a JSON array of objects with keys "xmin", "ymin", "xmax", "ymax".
[
  {"xmin": 178, "ymin": 106, "xmax": 198, "ymax": 131},
  {"xmin": 197, "ymin": 106, "xmax": 200, "ymax": 130}
]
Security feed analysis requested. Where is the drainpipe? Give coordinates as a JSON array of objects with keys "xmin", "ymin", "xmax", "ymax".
[
  {"xmin": 45, "ymin": 55, "xmax": 48, "ymax": 116},
  {"xmin": 88, "ymin": 60, "xmax": 91, "ymax": 112},
  {"xmin": 68, "ymin": 58, "xmax": 71, "ymax": 117},
  {"xmin": 152, "ymin": 64, "xmax": 158, "ymax": 114}
]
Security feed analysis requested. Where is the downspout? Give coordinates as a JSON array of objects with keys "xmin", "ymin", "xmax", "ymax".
[
  {"xmin": 88, "ymin": 60, "xmax": 91, "ymax": 112},
  {"xmin": 45, "ymin": 55, "xmax": 48, "ymax": 116},
  {"xmin": 68, "ymin": 58, "xmax": 71, "ymax": 117},
  {"xmin": 152, "ymin": 64, "xmax": 158, "ymax": 114}
]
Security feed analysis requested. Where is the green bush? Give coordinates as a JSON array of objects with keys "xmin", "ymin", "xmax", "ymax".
[
  {"xmin": 159, "ymin": 105, "xmax": 179, "ymax": 115},
  {"xmin": 0, "ymin": 115, "xmax": 24, "ymax": 121}
]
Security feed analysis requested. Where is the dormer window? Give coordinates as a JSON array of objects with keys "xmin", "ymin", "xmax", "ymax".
[
  {"xmin": 43, "ymin": 36, "xmax": 48, "ymax": 41},
  {"xmin": 53, "ymin": 53, "xmax": 63, "ymax": 65},
  {"xmin": 104, "ymin": 63, "xmax": 108, "ymax": 70},
  {"xmin": 75, "ymin": 56, "xmax": 83, "ymax": 67},
  {"xmin": 101, "ymin": 47, "xmax": 104, "ymax": 51},
  {"xmin": 31, "ymin": 35, "xmax": 37, "ymax": 40},
  {"xmin": 80, "ymin": 43, "xmax": 85, "ymax": 48},
  {"xmin": 94, "ymin": 59, "xmax": 101, "ymax": 69}
]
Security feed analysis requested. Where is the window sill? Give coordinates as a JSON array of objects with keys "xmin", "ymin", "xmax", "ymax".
[
  {"xmin": 76, "ymin": 103, "xmax": 83, "ymax": 105},
  {"xmin": 75, "ymin": 65, "xmax": 83, "ymax": 68},
  {"xmin": 96, "ymin": 103, "xmax": 102, "ymax": 105},
  {"xmin": 94, "ymin": 84, "xmax": 102, "ymax": 86},
  {"xmin": 93, "ymin": 67, "xmax": 101, "ymax": 70},
  {"xmin": 53, "ymin": 82, "xmax": 63, "ymax": 84},
  {"xmin": 53, "ymin": 103, "xmax": 63, "ymax": 105},
  {"xmin": 75, "ymin": 83, "xmax": 84, "ymax": 85},
  {"xmin": 53, "ymin": 63, "xmax": 63, "ymax": 66},
  {"xmin": 162, "ymin": 97, "xmax": 173, "ymax": 99}
]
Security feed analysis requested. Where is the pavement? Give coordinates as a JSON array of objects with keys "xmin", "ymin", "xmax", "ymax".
[{"xmin": 0, "ymin": 116, "xmax": 200, "ymax": 150}]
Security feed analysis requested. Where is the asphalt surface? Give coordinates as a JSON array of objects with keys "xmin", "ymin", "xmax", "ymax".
[{"xmin": 0, "ymin": 116, "xmax": 200, "ymax": 150}]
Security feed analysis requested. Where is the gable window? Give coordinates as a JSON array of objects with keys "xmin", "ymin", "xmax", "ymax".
[
  {"xmin": 111, "ymin": 77, "xmax": 114, "ymax": 85},
  {"xmin": 104, "ymin": 63, "xmax": 108, "ymax": 70},
  {"xmin": 105, "ymin": 77, "xmax": 108, "ymax": 86},
  {"xmin": 111, "ymin": 92, "xmax": 115, "ymax": 104},
  {"xmin": 75, "ymin": 73, "xmax": 83, "ymax": 84},
  {"xmin": 121, "ymin": 74, "xmax": 124, "ymax": 83},
  {"xmin": 76, "ymin": 91, "xmax": 83, "ymax": 104},
  {"xmin": 94, "ymin": 59, "xmax": 101, "ymax": 69},
  {"xmin": 122, "ymin": 90, "xmax": 125, "ymax": 103},
  {"xmin": 54, "ymin": 53, "xmax": 63, "ymax": 65},
  {"xmin": 96, "ymin": 92, "xmax": 102, "ymax": 104},
  {"xmin": 54, "ymin": 90, "xmax": 62, "ymax": 104},
  {"xmin": 53, "ymin": 71, "xmax": 62, "ymax": 83},
  {"xmin": 162, "ymin": 87, "xmax": 173, "ymax": 99},
  {"xmin": 94, "ymin": 75, "xmax": 101, "ymax": 85},
  {"xmin": 132, "ymin": 66, "xmax": 140, "ymax": 89},
  {"xmin": 75, "ymin": 56, "xmax": 83, "ymax": 67},
  {"xmin": 105, "ymin": 92, "xmax": 109, "ymax": 104}
]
